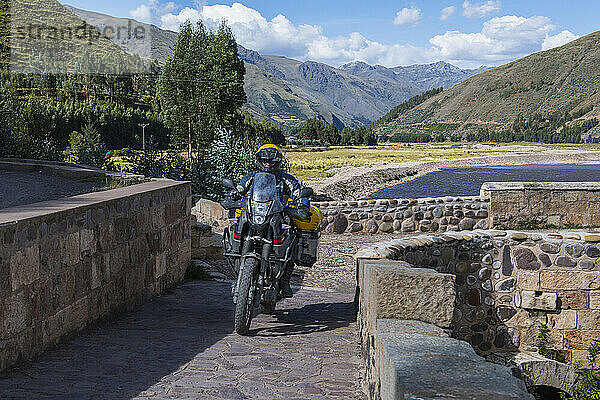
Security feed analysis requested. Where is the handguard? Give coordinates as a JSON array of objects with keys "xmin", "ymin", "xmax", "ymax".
[
  {"xmin": 284, "ymin": 205, "xmax": 311, "ymax": 221},
  {"xmin": 221, "ymin": 198, "xmax": 243, "ymax": 210}
]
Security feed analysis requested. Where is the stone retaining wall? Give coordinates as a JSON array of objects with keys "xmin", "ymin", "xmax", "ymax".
[
  {"xmin": 315, "ymin": 196, "xmax": 490, "ymax": 234},
  {"xmin": 355, "ymin": 257, "xmax": 533, "ymax": 399},
  {"xmin": 482, "ymin": 182, "xmax": 600, "ymax": 229},
  {"xmin": 355, "ymin": 230, "xmax": 600, "ymax": 367},
  {"xmin": 0, "ymin": 180, "xmax": 191, "ymax": 372},
  {"xmin": 191, "ymin": 181, "xmax": 600, "ymax": 234}
]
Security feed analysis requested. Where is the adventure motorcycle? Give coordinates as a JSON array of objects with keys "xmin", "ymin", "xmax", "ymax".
[{"xmin": 221, "ymin": 173, "xmax": 322, "ymax": 335}]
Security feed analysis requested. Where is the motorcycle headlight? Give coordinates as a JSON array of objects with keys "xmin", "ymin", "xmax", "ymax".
[{"xmin": 251, "ymin": 201, "xmax": 271, "ymax": 225}]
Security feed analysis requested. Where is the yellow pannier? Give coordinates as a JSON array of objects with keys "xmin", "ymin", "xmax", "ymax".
[{"xmin": 293, "ymin": 205, "xmax": 323, "ymax": 231}]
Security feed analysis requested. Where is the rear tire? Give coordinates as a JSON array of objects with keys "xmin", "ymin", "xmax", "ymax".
[{"xmin": 234, "ymin": 257, "xmax": 258, "ymax": 335}]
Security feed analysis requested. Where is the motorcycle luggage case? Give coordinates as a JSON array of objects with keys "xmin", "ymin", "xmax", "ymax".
[{"xmin": 295, "ymin": 229, "xmax": 320, "ymax": 267}]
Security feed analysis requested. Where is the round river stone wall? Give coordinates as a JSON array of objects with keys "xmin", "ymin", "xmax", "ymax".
[
  {"xmin": 315, "ymin": 196, "xmax": 490, "ymax": 235},
  {"xmin": 356, "ymin": 230, "xmax": 600, "ymax": 365}
]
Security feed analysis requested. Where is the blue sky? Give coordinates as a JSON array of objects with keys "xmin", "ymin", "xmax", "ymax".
[{"xmin": 63, "ymin": 0, "xmax": 599, "ymax": 68}]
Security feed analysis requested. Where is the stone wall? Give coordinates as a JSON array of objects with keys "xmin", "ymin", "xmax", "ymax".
[
  {"xmin": 0, "ymin": 180, "xmax": 191, "ymax": 372},
  {"xmin": 482, "ymin": 182, "xmax": 600, "ymax": 229},
  {"xmin": 315, "ymin": 196, "xmax": 490, "ymax": 234},
  {"xmin": 355, "ymin": 257, "xmax": 533, "ymax": 399},
  {"xmin": 189, "ymin": 196, "xmax": 490, "ymax": 236},
  {"xmin": 191, "ymin": 181, "xmax": 600, "ymax": 234},
  {"xmin": 355, "ymin": 230, "xmax": 600, "ymax": 367}
]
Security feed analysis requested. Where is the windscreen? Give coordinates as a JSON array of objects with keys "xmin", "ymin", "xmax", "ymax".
[{"xmin": 252, "ymin": 173, "xmax": 277, "ymax": 202}]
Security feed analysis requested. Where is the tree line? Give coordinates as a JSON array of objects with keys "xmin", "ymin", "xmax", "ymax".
[{"xmin": 293, "ymin": 118, "xmax": 378, "ymax": 146}]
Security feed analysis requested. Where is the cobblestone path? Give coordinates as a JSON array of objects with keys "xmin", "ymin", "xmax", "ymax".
[{"xmin": 0, "ymin": 281, "xmax": 365, "ymax": 400}]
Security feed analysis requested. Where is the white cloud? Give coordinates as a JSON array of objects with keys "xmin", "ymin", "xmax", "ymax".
[
  {"xmin": 542, "ymin": 30, "xmax": 579, "ymax": 51},
  {"xmin": 130, "ymin": 4, "xmax": 152, "ymax": 23},
  {"xmin": 462, "ymin": 0, "xmax": 501, "ymax": 19},
  {"xmin": 131, "ymin": 1, "xmax": 177, "ymax": 25},
  {"xmin": 306, "ymin": 32, "xmax": 433, "ymax": 67},
  {"xmin": 130, "ymin": 1, "xmax": 577, "ymax": 69},
  {"xmin": 440, "ymin": 6, "xmax": 457, "ymax": 21},
  {"xmin": 393, "ymin": 7, "xmax": 422, "ymax": 26},
  {"xmin": 160, "ymin": 7, "xmax": 203, "ymax": 30},
  {"xmin": 430, "ymin": 15, "xmax": 555, "ymax": 66}
]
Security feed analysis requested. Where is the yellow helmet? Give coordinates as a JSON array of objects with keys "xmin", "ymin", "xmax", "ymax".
[{"xmin": 256, "ymin": 144, "xmax": 283, "ymax": 173}]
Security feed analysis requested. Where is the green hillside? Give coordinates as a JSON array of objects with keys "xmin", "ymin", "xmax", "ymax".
[
  {"xmin": 381, "ymin": 30, "xmax": 600, "ymax": 140},
  {"xmin": 1, "ymin": 0, "xmax": 145, "ymax": 74}
]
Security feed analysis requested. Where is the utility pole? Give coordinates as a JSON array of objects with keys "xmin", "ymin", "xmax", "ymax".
[{"xmin": 138, "ymin": 123, "xmax": 149, "ymax": 151}]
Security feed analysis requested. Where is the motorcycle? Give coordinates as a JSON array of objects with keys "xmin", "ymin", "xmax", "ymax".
[{"xmin": 220, "ymin": 173, "xmax": 320, "ymax": 335}]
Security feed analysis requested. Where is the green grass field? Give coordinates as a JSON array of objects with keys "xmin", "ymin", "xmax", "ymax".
[
  {"xmin": 110, "ymin": 142, "xmax": 600, "ymax": 181},
  {"xmin": 285, "ymin": 143, "xmax": 514, "ymax": 180}
]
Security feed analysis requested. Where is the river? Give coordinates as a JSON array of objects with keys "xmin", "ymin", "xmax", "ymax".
[{"xmin": 367, "ymin": 164, "xmax": 600, "ymax": 199}]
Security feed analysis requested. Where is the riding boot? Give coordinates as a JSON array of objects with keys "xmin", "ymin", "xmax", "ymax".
[{"xmin": 280, "ymin": 263, "xmax": 294, "ymax": 298}]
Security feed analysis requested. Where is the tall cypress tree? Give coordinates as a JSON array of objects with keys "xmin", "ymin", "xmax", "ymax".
[{"xmin": 157, "ymin": 20, "xmax": 246, "ymax": 159}]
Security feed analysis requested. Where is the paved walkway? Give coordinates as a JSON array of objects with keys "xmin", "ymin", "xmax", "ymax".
[
  {"xmin": 0, "ymin": 171, "xmax": 107, "ymax": 210},
  {"xmin": 0, "ymin": 281, "xmax": 365, "ymax": 400}
]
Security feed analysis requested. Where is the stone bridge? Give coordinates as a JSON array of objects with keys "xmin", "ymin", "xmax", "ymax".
[{"xmin": 2, "ymin": 176, "xmax": 600, "ymax": 399}]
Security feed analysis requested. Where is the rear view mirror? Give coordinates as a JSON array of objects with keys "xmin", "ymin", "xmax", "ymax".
[
  {"xmin": 299, "ymin": 187, "xmax": 313, "ymax": 198},
  {"xmin": 222, "ymin": 178, "xmax": 236, "ymax": 190}
]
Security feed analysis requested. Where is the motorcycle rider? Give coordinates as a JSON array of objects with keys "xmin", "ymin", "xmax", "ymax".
[{"xmin": 225, "ymin": 144, "xmax": 310, "ymax": 298}]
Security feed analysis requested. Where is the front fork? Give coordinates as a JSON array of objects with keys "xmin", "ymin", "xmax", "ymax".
[{"xmin": 233, "ymin": 239, "xmax": 254, "ymax": 304}]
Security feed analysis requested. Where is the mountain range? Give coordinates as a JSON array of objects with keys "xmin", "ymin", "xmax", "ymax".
[
  {"xmin": 381, "ymin": 30, "xmax": 600, "ymax": 135},
  {"xmin": 65, "ymin": 5, "xmax": 487, "ymax": 131}
]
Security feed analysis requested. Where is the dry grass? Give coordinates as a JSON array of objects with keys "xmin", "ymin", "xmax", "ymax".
[{"xmin": 284, "ymin": 143, "xmax": 516, "ymax": 180}]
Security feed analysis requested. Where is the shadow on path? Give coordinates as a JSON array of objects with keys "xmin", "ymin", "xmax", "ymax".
[
  {"xmin": 0, "ymin": 281, "xmax": 365, "ymax": 400},
  {"xmin": 0, "ymin": 282, "xmax": 234, "ymax": 400},
  {"xmin": 250, "ymin": 301, "xmax": 356, "ymax": 337}
]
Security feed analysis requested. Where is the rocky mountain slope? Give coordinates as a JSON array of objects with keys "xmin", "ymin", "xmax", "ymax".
[
  {"xmin": 383, "ymin": 30, "xmax": 600, "ymax": 132},
  {"xmin": 65, "ymin": 5, "xmax": 178, "ymax": 62},
  {"xmin": 339, "ymin": 61, "xmax": 488, "ymax": 92}
]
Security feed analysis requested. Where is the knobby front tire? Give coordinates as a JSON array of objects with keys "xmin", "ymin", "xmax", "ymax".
[{"xmin": 234, "ymin": 257, "xmax": 258, "ymax": 335}]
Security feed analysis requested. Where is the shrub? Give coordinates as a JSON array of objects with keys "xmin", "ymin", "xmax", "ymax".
[
  {"xmin": 566, "ymin": 341, "xmax": 600, "ymax": 399},
  {"xmin": 63, "ymin": 123, "xmax": 111, "ymax": 169}
]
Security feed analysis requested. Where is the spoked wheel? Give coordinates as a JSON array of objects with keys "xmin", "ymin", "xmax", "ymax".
[{"xmin": 234, "ymin": 257, "xmax": 259, "ymax": 335}]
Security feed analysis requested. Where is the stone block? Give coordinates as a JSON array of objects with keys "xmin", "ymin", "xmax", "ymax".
[
  {"xmin": 155, "ymin": 253, "xmax": 167, "ymax": 279},
  {"xmin": 548, "ymin": 310, "xmax": 577, "ymax": 330},
  {"xmin": 564, "ymin": 330, "xmax": 600, "ymax": 349},
  {"xmin": 504, "ymin": 309, "xmax": 547, "ymax": 351},
  {"xmin": 2, "ymin": 291, "xmax": 30, "ymax": 338},
  {"xmin": 571, "ymin": 350, "xmax": 594, "ymax": 368},
  {"xmin": 64, "ymin": 232, "xmax": 80, "ymax": 266},
  {"xmin": 365, "ymin": 262, "xmax": 455, "ymax": 329},
  {"xmin": 590, "ymin": 291, "xmax": 600, "ymax": 309},
  {"xmin": 376, "ymin": 326, "xmax": 533, "ymax": 400},
  {"xmin": 10, "ymin": 245, "xmax": 40, "ymax": 291},
  {"xmin": 541, "ymin": 270, "xmax": 600, "ymax": 290},
  {"xmin": 577, "ymin": 310, "xmax": 600, "ymax": 330},
  {"xmin": 79, "ymin": 229, "xmax": 96, "ymax": 255},
  {"xmin": 559, "ymin": 291, "xmax": 589, "ymax": 310},
  {"xmin": 521, "ymin": 290, "xmax": 557, "ymax": 311}
]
